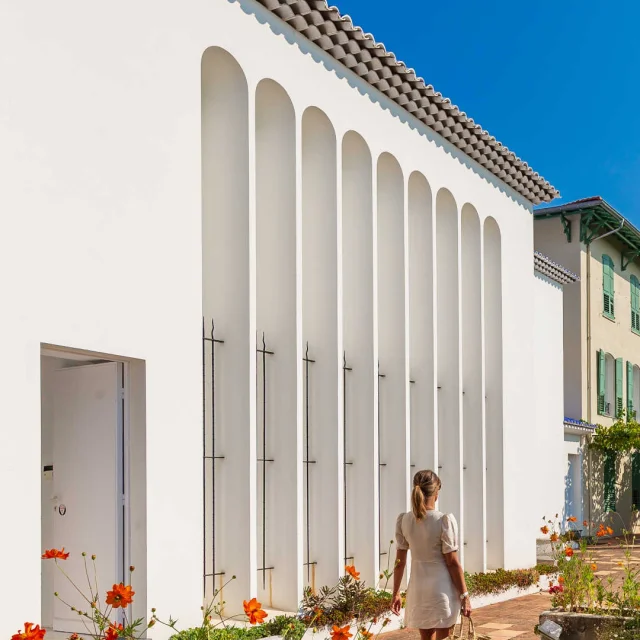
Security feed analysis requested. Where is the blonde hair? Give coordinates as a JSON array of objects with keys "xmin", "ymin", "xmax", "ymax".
[{"xmin": 411, "ymin": 469, "xmax": 441, "ymax": 520}]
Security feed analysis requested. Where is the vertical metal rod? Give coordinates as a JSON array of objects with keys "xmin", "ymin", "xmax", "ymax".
[
  {"xmin": 305, "ymin": 342, "xmax": 311, "ymax": 582},
  {"xmin": 202, "ymin": 319, "xmax": 206, "ymax": 596},
  {"xmin": 377, "ymin": 362, "xmax": 386, "ymax": 557},
  {"xmin": 343, "ymin": 352, "xmax": 352, "ymax": 566},
  {"xmin": 210, "ymin": 321, "xmax": 216, "ymax": 580},
  {"xmin": 262, "ymin": 332, "xmax": 267, "ymax": 590}
]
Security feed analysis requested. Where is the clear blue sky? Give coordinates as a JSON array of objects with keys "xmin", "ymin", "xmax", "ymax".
[{"xmin": 336, "ymin": 0, "xmax": 640, "ymax": 217}]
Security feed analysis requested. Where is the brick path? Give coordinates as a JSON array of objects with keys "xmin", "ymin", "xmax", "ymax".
[{"xmin": 381, "ymin": 541, "xmax": 640, "ymax": 639}]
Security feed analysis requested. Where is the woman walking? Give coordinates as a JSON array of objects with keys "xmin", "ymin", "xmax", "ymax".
[{"xmin": 391, "ymin": 470, "xmax": 471, "ymax": 640}]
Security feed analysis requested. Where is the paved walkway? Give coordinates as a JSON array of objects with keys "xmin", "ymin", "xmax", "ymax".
[{"xmin": 381, "ymin": 540, "xmax": 640, "ymax": 639}]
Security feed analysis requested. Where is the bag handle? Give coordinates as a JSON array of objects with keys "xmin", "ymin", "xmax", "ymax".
[{"xmin": 453, "ymin": 615, "xmax": 475, "ymax": 639}]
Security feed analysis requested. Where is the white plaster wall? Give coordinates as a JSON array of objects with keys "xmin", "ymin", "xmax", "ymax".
[
  {"xmin": 533, "ymin": 274, "xmax": 566, "ymax": 532},
  {"xmin": 1, "ymin": 0, "xmax": 541, "ymax": 633}
]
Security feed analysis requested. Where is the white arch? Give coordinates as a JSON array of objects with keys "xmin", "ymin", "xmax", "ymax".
[
  {"xmin": 483, "ymin": 215, "xmax": 503, "ymax": 570},
  {"xmin": 341, "ymin": 130, "xmax": 377, "ymax": 584},
  {"xmin": 301, "ymin": 106, "xmax": 341, "ymax": 592},
  {"xmin": 461, "ymin": 202, "xmax": 484, "ymax": 572},
  {"xmin": 435, "ymin": 188, "xmax": 462, "ymax": 527},
  {"xmin": 376, "ymin": 152, "xmax": 408, "ymax": 574},
  {"xmin": 255, "ymin": 78, "xmax": 300, "ymax": 608},
  {"xmin": 201, "ymin": 46, "xmax": 254, "ymax": 607},
  {"xmin": 408, "ymin": 171, "xmax": 436, "ymax": 476}
]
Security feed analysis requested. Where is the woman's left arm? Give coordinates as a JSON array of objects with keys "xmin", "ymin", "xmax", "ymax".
[{"xmin": 391, "ymin": 549, "xmax": 407, "ymax": 614}]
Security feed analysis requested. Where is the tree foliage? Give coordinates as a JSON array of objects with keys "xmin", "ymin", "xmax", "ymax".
[{"xmin": 589, "ymin": 414, "xmax": 640, "ymax": 453}]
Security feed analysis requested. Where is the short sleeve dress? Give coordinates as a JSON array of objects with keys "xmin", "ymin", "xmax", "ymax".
[{"xmin": 395, "ymin": 510, "xmax": 461, "ymax": 630}]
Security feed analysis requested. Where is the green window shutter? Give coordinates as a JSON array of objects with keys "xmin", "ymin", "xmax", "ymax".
[
  {"xmin": 628, "ymin": 361, "xmax": 634, "ymax": 420},
  {"xmin": 604, "ymin": 451, "xmax": 617, "ymax": 512},
  {"xmin": 633, "ymin": 453, "xmax": 640, "ymax": 510},
  {"xmin": 603, "ymin": 255, "xmax": 615, "ymax": 318},
  {"xmin": 616, "ymin": 358, "xmax": 624, "ymax": 417},
  {"xmin": 598, "ymin": 350, "xmax": 606, "ymax": 415},
  {"xmin": 631, "ymin": 276, "xmax": 640, "ymax": 332}
]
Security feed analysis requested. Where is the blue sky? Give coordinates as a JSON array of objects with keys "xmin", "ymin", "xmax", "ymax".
[{"xmin": 336, "ymin": 0, "xmax": 640, "ymax": 218}]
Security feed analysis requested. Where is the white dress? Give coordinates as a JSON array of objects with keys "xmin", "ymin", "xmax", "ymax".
[{"xmin": 395, "ymin": 510, "xmax": 461, "ymax": 630}]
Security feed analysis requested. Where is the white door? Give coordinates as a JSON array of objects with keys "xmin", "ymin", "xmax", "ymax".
[{"xmin": 52, "ymin": 362, "xmax": 123, "ymax": 633}]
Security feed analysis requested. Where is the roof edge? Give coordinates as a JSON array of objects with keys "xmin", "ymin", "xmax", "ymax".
[{"xmin": 534, "ymin": 251, "xmax": 579, "ymax": 285}]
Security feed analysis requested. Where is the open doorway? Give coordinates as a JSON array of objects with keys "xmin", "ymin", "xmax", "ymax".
[{"xmin": 41, "ymin": 348, "xmax": 130, "ymax": 633}]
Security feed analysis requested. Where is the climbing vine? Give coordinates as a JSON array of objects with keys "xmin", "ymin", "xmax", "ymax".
[{"xmin": 589, "ymin": 414, "xmax": 640, "ymax": 453}]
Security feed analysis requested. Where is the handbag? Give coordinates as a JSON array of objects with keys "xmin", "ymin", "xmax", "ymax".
[{"xmin": 452, "ymin": 616, "xmax": 491, "ymax": 640}]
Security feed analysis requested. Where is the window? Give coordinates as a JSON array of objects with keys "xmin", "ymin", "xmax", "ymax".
[
  {"xmin": 631, "ymin": 276, "xmax": 640, "ymax": 333},
  {"xmin": 603, "ymin": 255, "xmax": 615, "ymax": 319},
  {"xmin": 633, "ymin": 453, "xmax": 640, "ymax": 511},
  {"xmin": 603, "ymin": 451, "xmax": 616, "ymax": 513},
  {"xmin": 598, "ymin": 351, "xmax": 619, "ymax": 416}
]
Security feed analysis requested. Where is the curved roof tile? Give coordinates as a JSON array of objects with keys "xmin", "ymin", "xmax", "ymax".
[{"xmin": 256, "ymin": 0, "xmax": 559, "ymax": 204}]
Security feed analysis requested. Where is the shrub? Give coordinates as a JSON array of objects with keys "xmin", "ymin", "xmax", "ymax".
[{"xmin": 170, "ymin": 616, "xmax": 306, "ymax": 640}]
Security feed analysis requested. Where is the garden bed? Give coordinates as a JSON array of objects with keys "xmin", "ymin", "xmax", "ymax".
[{"xmin": 539, "ymin": 610, "xmax": 633, "ymax": 640}]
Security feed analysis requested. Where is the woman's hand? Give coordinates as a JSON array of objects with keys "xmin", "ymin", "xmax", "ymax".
[
  {"xmin": 391, "ymin": 593, "xmax": 403, "ymax": 615},
  {"xmin": 461, "ymin": 595, "xmax": 472, "ymax": 617}
]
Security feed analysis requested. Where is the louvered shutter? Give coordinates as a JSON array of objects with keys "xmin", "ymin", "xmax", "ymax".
[
  {"xmin": 631, "ymin": 276, "xmax": 640, "ymax": 332},
  {"xmin": 628, "ymin": 361, "xmax": 634, "ymax": 420},
  {"xmin": 604, "ymin": 451, "xmax": 616, "ymax": 513},
  {"xmin": 616, "ymin": 358, "xmax": 624, "ymax": 417},
  {"xmin": 603, "ymin": 256, "xmax": 615, "ymax": 318},
  {"xmin": 598, "ymin": 350, "xmax": 606, "ymax": 415},
  {"xmin": 633, "ymin": 452, "xmax": 640, "ymax": 510}
]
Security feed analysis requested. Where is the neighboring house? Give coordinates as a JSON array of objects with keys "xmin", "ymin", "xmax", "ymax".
[
  {"xmin": 533, "ymin": 253, "xmax": 580, "ymax": 529},
  {"xmin": 2, "ymin": 0, "xmax": 566, "ymax": 637},
  {"xmin": 535, "ymin": 197, "xmax": 640, "ymax": 535}
]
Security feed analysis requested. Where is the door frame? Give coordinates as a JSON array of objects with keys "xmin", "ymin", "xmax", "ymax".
[{"xmin": 41, "ymin": 349, "xmax": 132, "ymax": 629}]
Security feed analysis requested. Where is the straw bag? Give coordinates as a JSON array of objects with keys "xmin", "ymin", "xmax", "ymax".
[{"xmin": 452, "ymin": 616, "xmax": 491, "ymax": 640}]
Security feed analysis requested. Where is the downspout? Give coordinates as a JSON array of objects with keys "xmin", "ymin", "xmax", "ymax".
[{"xmin": 585, "ymin": 218, "xmax": 624, "ymax": 535}]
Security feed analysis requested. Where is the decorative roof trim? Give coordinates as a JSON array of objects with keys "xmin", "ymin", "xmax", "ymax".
[
  {"xmin": 534, "ymin": 251, "xmax": 579, "ymax": 285},
  {"xmin": 564, "ymin": 417, "xmax": 596, "ymax": 434},
  {"xmin": 256, "ymin": 0, "xmax": 559, "ymax": 205}
]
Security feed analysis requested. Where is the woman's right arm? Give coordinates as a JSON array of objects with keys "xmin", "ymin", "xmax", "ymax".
[
  {"xmin": 391, "ymin": 548, "xmax": 407, "ymax": 615},
  {"xmin": 443, "ymin": 552, "xmax": 471, "ymax": 617}
]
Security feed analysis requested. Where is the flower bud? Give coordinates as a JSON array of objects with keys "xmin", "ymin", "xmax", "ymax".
[
  {"xmin": 82, "ymin": 552, "xmax": 86, "ymax": 557},
  {"xmin": 130, "ymin": 565, "xmax": 135, "ymax": 572},
  {"xmin": 92, "ymin": 555, "xmax": 96, "ymax": 560}
]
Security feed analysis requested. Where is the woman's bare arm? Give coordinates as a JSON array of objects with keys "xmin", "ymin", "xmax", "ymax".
[
  {"xmin": 443, "ymin": 551, "xmax": 471, "ymax": 616},
  {"xmin": 391, "ymin": 549, "xmax": 408, "ymax": 614}
]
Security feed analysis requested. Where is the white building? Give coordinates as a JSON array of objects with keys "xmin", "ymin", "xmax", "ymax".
[{"xmin": 1, "ymin": 0, "xmax": 568, "ymax": 636}]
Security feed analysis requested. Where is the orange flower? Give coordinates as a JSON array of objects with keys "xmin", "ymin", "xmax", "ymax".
[
  {"xmin": 565, "ymin": 548, "xmax": 574, "ymax": 558},
  {"xmin": 567, "ymin": 516, "xmax": 577, "ymax": 523},
  {"xmin": 331, "ymin": 625, "xmax": 353, "ymax": 640},
  {"xmin": 243, "ymin": 598, "xmax": 268, "ymax": 625},
  {"xmin": 583, "ymin": 520, "xmax": 589, "ymax": 527},
  {"xmin": 12, "ymin": 623, "xmax": 46, "ymax": 640},
  {"xmin": 42, "ymin": 548, "xmax": 69, "ymax": 560},
  {"xmin": 607, "ymin": 527, "xmax": 614, "ymax": 536},
  {"xmin": 558, "ymin": 576, "xmax": 565, "ymax": 584},
  {"xmin": 360, "ymin": 630, "xmax": 373, "ymax": 640},
  {"xmin": 105, "ymin": 623, "xmax": 124, "ymax": 640},
  {"xmin": 540, "ymin": 526, "xmax": 549, "ymax": 535},
  {"xmin": 618, "ymin": 562, "xmax": 624, "ymax": 567},
  {"xmin": 345, "ymin": 565, "xmax": 360, "ymax": 580},
  {"xmin": 550, "ymin": 533, "xmax": 559, "ymax": 542},
  {"xmin": 106, "ymin": 583, "xmax": 135, "ymax": 609},
  {"xmin": 591, "ymin": 564, "xmax": 598, "ymax": 572}
]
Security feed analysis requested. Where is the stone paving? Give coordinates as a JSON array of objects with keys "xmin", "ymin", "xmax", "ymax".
[{"xmin": 381, "ymin": 540, "xmax": 640, "ymax": 640}]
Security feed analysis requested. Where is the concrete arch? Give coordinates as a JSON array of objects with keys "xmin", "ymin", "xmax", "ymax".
[
  {"xmin": 301, "ymin": 104, "xmax": 340, "ymax": 592},
  {"xmin": 376, "ymin": 151, "xmax": 408, "ymax": 575},
  {"xmin": 254, "ymin": 77, "xmax": 299, "ymax": 608},
  {"xmin": 483, "ymin": 215, "xmax": 504, "ymax": 569},
  {"xmin": 201, "ymin": 45, "xmax": 253, "ymax": 607},
  {"xmin": 341, "ymin": 130, "xmax": 377, "ymax": 584},
  {"xmin": 435, "ymin": 187, "xmax": 461, "ymax": 524},
  {"xmin": 408, "ymin": 172, "xmax": 436, "ymax": 479},
  {"xmin": 461, "ymin": 203, "xmax": 484, "ymax": 572}
]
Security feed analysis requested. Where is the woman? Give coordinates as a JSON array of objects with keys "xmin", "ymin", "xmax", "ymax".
[{"xmin": 391, "ymin": 470, "xmax": 471, "ymax": 640}]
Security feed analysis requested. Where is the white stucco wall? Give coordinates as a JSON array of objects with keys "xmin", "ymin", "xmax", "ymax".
[
  {"xmin": 533, "ymin": 273, "xmax": 566, "ymax": 534},
  {"xmin": 1, "ymin": 0, "xmax": 544, "ymax": 635}
]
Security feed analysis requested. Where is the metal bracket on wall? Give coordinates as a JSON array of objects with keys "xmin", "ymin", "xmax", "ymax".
[
  {"xmin": 560, "ymin": 214, "xmax": 572, "ymax": 243},
  {"xmin": 621, "ymin": 250, "xmax": 640, "ymax": 271}
]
